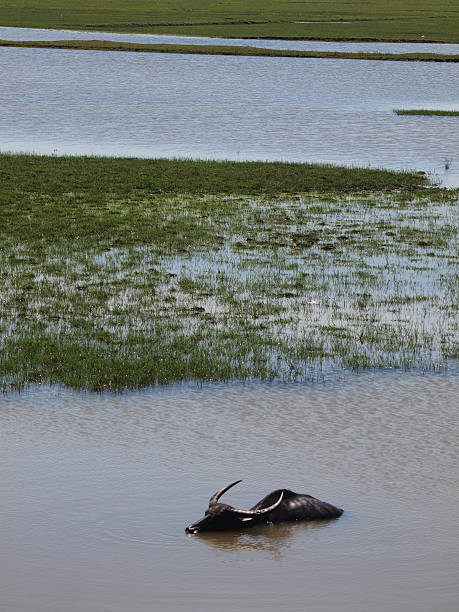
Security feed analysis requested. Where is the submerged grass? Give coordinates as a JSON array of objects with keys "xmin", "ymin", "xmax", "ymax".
[
  {"xmin": 1, "ymin": 39, "xmax": 458, "ymax": 62},
  {"xmin": 0, "ymin": 154, "xmax": 457, "ymax": 392}
]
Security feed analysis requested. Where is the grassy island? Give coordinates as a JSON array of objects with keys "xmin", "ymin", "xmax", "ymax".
[
  {"xmin": 0, "ymin": 154, "xmax": 457, "ymax": 392},
  {"xmin": 1, "ymin": 39, "xmax": 457, "ymax": 62}
]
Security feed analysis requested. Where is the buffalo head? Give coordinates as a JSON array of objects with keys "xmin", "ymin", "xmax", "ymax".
[{"xmin": 185, "ymin": 480, "xmax": 284, "ymax": 534}]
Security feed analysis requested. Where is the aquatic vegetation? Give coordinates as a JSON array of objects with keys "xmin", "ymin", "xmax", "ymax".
[
  {"xmin": 0, "ymin": 154, "xmax": 456, "ymax": 391},
  {"xmin": 394, "ymin": 109, "xmax": 459, "ymax": 116}
]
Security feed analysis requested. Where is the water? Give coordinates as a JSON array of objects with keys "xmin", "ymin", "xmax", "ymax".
[
  {"xmin": 1, "ymin": 370, "xmax": 458, "ymax": 611},
  {"xmin": 2, "ymin": 25, "xmax": 459, "ymax": 55},
  {"xmin": 1, "ymin": 45, "xmax": 458, "ymax": 185}
]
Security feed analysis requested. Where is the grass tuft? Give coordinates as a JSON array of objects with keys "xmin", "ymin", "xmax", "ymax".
[{"xmin": 394, "ymin": 109, "xmax": 459, "ymax": 116}]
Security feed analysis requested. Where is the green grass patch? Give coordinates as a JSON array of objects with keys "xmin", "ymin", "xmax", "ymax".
[
  {"xmin": 0, "ymin": 153, "xmax": 457, "ymax": 392},
  {"xmin": 0, "ymin": 154, "xmax": 428, "ymax": 198},
  {"xmin": 394, "ymin": 109, "xmax": 459, "ymax": 116},
  {"xmin": 0, "ymin": 0, "xmax": 459, "ymax": 43},
  {"xmin": 1, "ymin": 39, "xmax": 458, "ymax": 62}
]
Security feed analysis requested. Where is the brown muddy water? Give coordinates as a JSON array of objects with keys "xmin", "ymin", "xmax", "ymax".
[{"xmin": 1, "ymin": 370, "xmax": 458, "ymax": 612}]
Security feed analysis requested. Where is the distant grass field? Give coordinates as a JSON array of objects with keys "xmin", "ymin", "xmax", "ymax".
[
  {"xmin": 2, "ymin": 154, "xmax": 458, "ymax": 392},
  {"xmin": 0, "ymin": 0, "xmax": 458, "ymax": 42},
  {"xmin": 1, "ymin": 39, "xmax": 457, "ymax": 62},
  {"xmin": 394, "ymin": 109, "xmax": 459, "ymax": 116}
]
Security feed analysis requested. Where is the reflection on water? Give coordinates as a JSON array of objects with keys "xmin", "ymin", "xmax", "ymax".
[
  {"xmin": 1, "ymin": 371, "xmax": 458, "ymax": 611},
  {"xmin": 190, "ymin": 519, "xmax": 336, "ymax": 558},
  {"xmin": 1, "ymin": 45, "xmax": 458, "ymax": 185}
]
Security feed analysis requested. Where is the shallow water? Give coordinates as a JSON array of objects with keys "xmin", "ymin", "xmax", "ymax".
[
  {"xmin": 1, "ymin": 46, "xmax": 458, "ymax": 185},
  {"xmin": 1, "ymin": 370, "xmax": 458, "ymax": 611},
  {"xmin": 2, "ymin": 25, "xmax": 459, "ymax": 54}
]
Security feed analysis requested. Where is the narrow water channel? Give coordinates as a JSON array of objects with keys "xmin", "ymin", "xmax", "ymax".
[{"xmin": 2, "ymin": 25, "xmax": 459, "ymax": 54}]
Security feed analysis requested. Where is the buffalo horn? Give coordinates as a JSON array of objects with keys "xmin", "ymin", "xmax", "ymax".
[{"xmin": 209, "ymin": 480, "xmax": 243, "ymax": 505}]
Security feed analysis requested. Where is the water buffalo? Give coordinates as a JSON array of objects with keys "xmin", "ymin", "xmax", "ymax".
[{"xmin": 185, "ymin": 480, "xmax": 343, "ymax": 533}]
